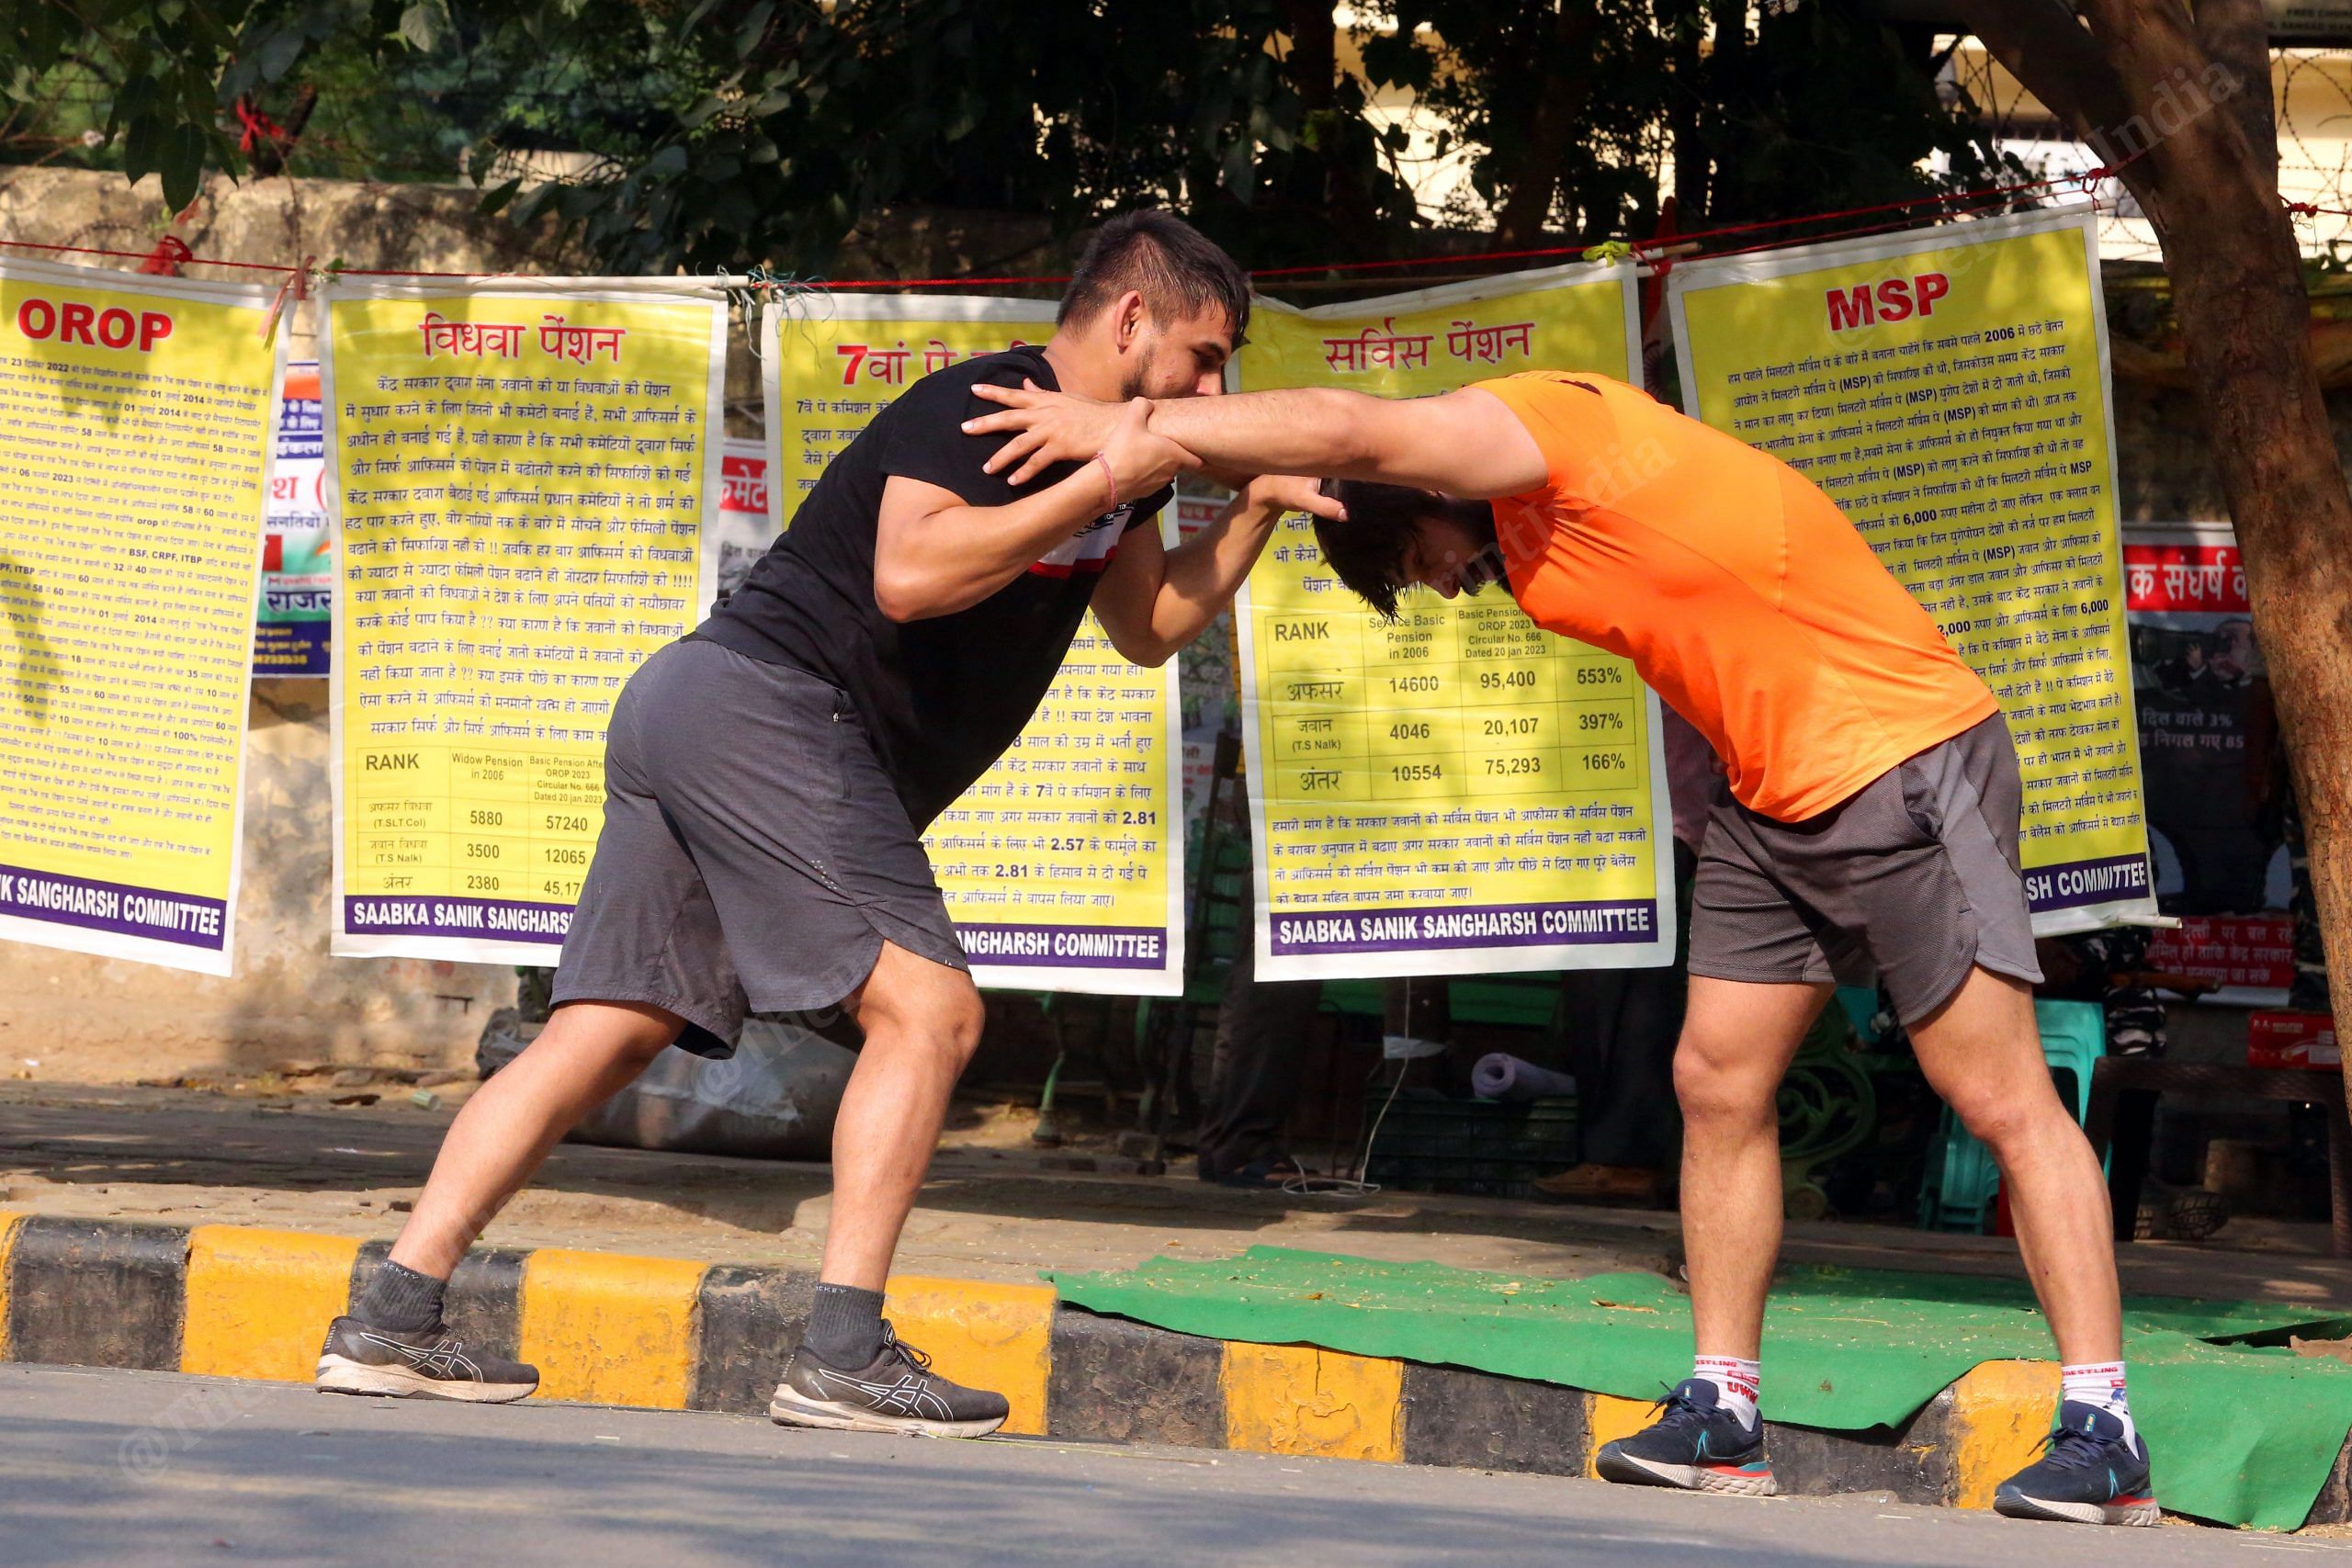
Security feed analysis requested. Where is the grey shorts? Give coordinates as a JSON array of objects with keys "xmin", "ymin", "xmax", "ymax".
[
  {"xmin": 1688, "ymin": 713, "xmax": 2042, "ymax": 1025},
  {"xmin": 550, "ymin": 638, "xmax": 968, "ymax": 1057}
]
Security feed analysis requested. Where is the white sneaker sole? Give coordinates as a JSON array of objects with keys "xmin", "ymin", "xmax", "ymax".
[
  {"xmin": 1994, "ymin": 1492, "xmax": 2161, "ymax": 1527},
  {"xmin": 1596, "ymin": 1449, "xmax": 1780, "ymax": 1496},
  {"xmin": 314, "ymin": 1353, "xmax": 537, "ymax": 1404},
  {"xmin": 768, "ymin": 1389, "xmax": 1005, "ymax": 1438}
]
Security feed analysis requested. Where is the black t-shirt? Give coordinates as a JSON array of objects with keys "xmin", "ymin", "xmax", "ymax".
[{"xmin": 696, "ymin": 347, "xmax": 1168, "ymax": 829}]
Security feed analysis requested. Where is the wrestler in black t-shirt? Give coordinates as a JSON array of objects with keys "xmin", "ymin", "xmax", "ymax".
[{"xmin": 697, "ymin": 346, "xmax": 1170, "ymax": 829}]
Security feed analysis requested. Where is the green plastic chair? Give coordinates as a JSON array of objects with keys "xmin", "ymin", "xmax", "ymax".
[{"xmin": 1917, "ymin": 999, "xmax": 2106, "ymax": 1234}]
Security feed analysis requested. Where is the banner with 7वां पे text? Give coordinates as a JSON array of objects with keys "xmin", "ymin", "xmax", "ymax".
[
  {"xmin": 327, "ymin": 279, "xmax": 728, "ymax": 963},
  {"xmin": 0, "ymin": 258, "xmax": 283, "ymax": 975},
  {"xmin": 763, "ymin": 293, "xmax": 1183, "ymax": 994},
  {"xmin": 1235, "ymin": 261, "xmax": 1679, "ymax": 981},
  {"xmin": 1668, "ymin": 206, "xmax": 2154, "ymax": 932}
]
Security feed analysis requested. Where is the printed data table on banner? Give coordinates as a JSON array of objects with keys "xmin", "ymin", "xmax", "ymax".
[
  {"xmin": 763, "ymin": 294, "xmax": 1182, "ymax": 994},
  {"xmin": 1668, "ymin": 207, "xmax": 2153, "ymax": 932},
  {"xmin": 327, "ymin": 282, "xmax": 727, "ymax": 963},
  {"xmin": 0, "ymin": 258, "xmax": 280, "ymax": 974},
  {"xmin": 1236, "ymin": 264, "xmax": 1676, "ymax": 981}
]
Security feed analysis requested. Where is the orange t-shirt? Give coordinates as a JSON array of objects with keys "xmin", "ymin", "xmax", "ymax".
[{"xmin": 1476, "ymin": 371, "xmax": 1996, "ymax": 823}]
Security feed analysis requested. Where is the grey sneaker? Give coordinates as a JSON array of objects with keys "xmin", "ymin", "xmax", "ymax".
[
  {"xmin": 314, "ymin": 1314, "xmax": 538, "ymax": 1404},
  {"xmin": 768, "ymin": 1323, "xmax": 1010, "ymax": 1438}
]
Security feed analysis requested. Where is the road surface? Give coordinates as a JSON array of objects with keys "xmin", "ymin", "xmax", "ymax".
[{"xmin": 2, "ymin": 1363, "xmax": 2341, "ymax": 1565}]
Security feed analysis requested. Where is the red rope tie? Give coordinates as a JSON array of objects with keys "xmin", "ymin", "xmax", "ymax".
[
  {"xmin": 137, "ymin": 236, "xmax": 193, "ymax": 276},
  {"xmin": 234, "ymin": 96, "xmax": 288, "ymax": 155}
]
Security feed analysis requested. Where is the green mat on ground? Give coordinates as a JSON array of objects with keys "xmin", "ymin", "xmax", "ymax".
[{"xmin": 1047, "ymin": 1246, "xmax": 2352, "ymax": 1529}]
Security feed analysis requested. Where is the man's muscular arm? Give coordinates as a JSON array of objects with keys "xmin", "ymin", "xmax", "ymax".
[
  {"xmin": 873, "ymin": 396, "xmax": 1197, "ymax": 622},
  {"xmin": 1091, "ymin": 476, "xmax": 1342, "ymax": 667},
  {"xmin": 964, "ymin": 381, "xmax": 1550, "ymax": 500}
]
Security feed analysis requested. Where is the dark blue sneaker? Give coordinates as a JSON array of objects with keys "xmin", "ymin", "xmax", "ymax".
[
  {"xmin": 1594, "ymin": 1378, "xmax": 1777, "ymax": 1495},
  {"xmin": 1993, "ymin": 1401, "xmax": 2160, "ymax": 1527}
]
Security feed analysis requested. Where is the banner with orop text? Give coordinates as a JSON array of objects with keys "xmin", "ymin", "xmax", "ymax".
[
  {"xmin": 1234, "ymin": 261, "xmax": 1678, "ymax": 981},
  {"xmin": 326, "ymin": 278, "xmax": 727, "ymax": 963},
  {"xmin": 761, "ymin": 294, "xmax": 1182, "ymax": 996},
  {"xmin": 1666, "ymin": 206, "xmax": 2154, "ymax": 933},
  {"xmin": 0, "ymin": 257, "xmax": 282, "ymax": 974},
  {"xmin": 254, "ymin": 361, "xmax": 332, "ymax": 676}
]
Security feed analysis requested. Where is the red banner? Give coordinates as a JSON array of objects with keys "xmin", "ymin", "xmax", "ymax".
[{"xmin": 2123, "ymin": 543, "xmax": 2249, "ymax": 614}]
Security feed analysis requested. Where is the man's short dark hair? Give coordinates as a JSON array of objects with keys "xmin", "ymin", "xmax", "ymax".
[
  {"xmin": 1058, "ymin": 210, "xmax": 1250, "ymax": 342},
  {"xmin": 1312, "ymin": 479, "xmax": 1495, "ymax": 621}
]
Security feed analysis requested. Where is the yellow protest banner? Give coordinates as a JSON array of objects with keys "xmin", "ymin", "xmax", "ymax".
[
  {"xmin": 1667, "ymin": 208, "xmax": 2154, "ymax": 931},
  {"xmin": 761, "ymin": 295, "xmax": 1182, "ymax": 995},
  {"xmin": 0, "ymin": 258, "xmax": 280, "ymax": 975},
  {"xmin": 1234, "ymin": 263, "xmax": 1677, "ymax": 980},
  {"xmin": 324, "ymin": 279, "xmax": 728, "ymax": 962}
]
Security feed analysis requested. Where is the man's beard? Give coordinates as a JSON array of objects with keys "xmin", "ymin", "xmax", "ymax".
[{"xmin": 1117, "ymin": 361, "xmax": 1150, "ymax": 402}]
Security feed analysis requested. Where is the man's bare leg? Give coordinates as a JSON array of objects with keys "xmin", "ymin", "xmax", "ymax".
[
  {"xmin": 817, "ymin": 939, "xmax": 987, "ymax": 1291},
  {"xmin": 388, "ymin": 999, "xmax": 683, "ymax": 1276},
  {"xmin": 1673, "ymin": 976, "xmax": 1833, "ymax": 1359},
  {"xmin": 318, "ymin": 998, "xmax": 682, "ymax": 1402},
  {"xmin": 1908, "ymin": 965, "xmax": 2121, "ymax": 1363},
  {"xmin": 769, "ymin": 940, "xmax": 1012, "ymax": 1437}
]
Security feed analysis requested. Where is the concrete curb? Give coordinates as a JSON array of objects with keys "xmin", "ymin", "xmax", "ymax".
[{"xmin": 4, "ymin": 1211, "xmax": 2342, "ymax": 1527}]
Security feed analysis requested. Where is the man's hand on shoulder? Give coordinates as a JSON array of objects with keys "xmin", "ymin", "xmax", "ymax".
[{"xmin": 965, "ymin": 380, "xmax": 1127, "ymax": 487}]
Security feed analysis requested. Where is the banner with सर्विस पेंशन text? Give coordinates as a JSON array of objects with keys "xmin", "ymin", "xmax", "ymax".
[
  {"xmin": 0, "ymin": 257, "xmax": 283, "ymax": 975},
  {"xmin": 1234, "ymin": 261, "xmax": 1679, "ymax": 981},
  {"xmin": 1667, "ymin": 207, "xmax": 2155, "ymax": 933},
  {"xmin": 697, "ymin": 436, "xmax": 775, "ymax": 615},
  {"xmin": 761, "ymin": 293, "xmax": 1183, "ymax": 995},
  {"xmin": 326, "ymin": 279, "xmax": 727, "ymax": 963},
  {"xmin": 254, "ymin": 361, "xmax": 331, "ymax": 676}
]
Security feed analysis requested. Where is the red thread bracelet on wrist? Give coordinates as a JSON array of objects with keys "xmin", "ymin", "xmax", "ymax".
[{"xmin": 1091, "ymin": 452, "xmax": 1120, "ymax": 513}]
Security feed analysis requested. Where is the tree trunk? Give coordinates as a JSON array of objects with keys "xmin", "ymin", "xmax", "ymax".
[
  {"xmin": 1964, "ymin": 3, "xmax": 2352, "ymax": 1084},
  {"xmin": 1494, "ymin": 2, "xmax": 1601, "ymax": 244}
]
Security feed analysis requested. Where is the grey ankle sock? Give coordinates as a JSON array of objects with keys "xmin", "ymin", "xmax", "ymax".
[
  {"xmin": 357, "ymin": 1260, "xmax": 447, "ymax": 1332},
  {"xmin": 803, "ymin": 1282, "xmax": 887, "ymax": 1367}
]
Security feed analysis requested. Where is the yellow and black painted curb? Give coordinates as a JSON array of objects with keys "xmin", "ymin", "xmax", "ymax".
[{"xmin": 6, "ymin": 1211, "xmax": 2347, "ymax": 1525}]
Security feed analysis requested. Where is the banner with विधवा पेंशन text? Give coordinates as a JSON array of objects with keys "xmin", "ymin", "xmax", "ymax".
[
  {"xmin": 0, "ymin": 257, "xmax": 283, "ymax": 975},
  {"xmin": 327, "ymin": 278, "xmax": 729, "ymax": 963},
  {"xmin": 1666, "ymin": 205, "xmax": 2155, "ymax": 932},
  {"xmin": 1235, "ymin": 261, "xmax": 1680, "ymax": 981},
  {"xmin": 762, "ymin": 294, "xmax": 1183, "ymax": 995}
]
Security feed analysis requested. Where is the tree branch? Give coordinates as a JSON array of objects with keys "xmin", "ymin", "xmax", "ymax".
[{"xmin": 2189, "ymin": 0, "xmax": 2279, "ymax": 189}]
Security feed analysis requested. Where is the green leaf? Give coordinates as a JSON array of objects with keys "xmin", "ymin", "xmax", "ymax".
[
  {"xmin": 254, "ymin": 26, "xmax": 306, "ymax": 83},
  {"xmin": 735, "ymin": 0, "xmax": 775, "ymax": 56},
  {"xmin": 478, "ymin": 177, "xmax": 525, "ymax": 216},
  {"xmin": 642, "ymin": 144, "xmax": 688, "ymax": 179},
  {"xmin": 121, "ymin": 111, "xmax": 161, "ymax": 182},
  {"xmin": 157, "ymin": 122, "xmax": 208, "ymax": 213},
  {"xmin": 399, "ymin": 2, "xmax": 446, "ymax": 52}
]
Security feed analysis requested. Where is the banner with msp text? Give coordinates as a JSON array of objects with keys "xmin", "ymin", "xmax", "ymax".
[
  {"xmin": 254, "ymin": 361, "xmax": 331, "ymax": 675},
  {"xmin": 1667, "ymin": 207, "xmax": 2154, "ymax": 933},
  {"xmin": 0, "ymin": 258, "xmax": 282, "ymax": 974},
  {"xmin": 763, "ymin": 294, "xmax": 1182, "ymax": 995},
  {"xmin": 326, "ymin": 280, "xmax": 727, "ymax": 963},
  {"xmin": 1235, "ymin": 262, "xmax": 1678, "ymax": 981}
]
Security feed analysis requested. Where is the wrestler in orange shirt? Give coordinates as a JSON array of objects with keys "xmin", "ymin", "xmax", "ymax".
[{"xmin": 967, "ymin": 370, "xmax": 2156, "ymax": 1529}]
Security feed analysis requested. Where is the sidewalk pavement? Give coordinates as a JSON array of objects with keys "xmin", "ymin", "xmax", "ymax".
[{"xmin": 7, "ymin": 1079, "xmax": 2352, "ymax": 1529}]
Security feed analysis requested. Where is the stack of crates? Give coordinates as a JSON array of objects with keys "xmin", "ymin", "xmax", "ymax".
[{"xmin": 1363, "ymin": 1089, "xmax": 1580, "ymax": 1199}]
